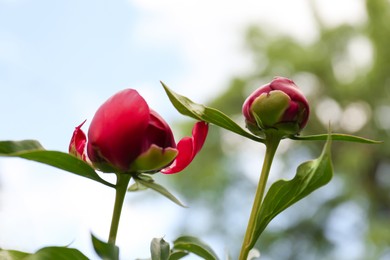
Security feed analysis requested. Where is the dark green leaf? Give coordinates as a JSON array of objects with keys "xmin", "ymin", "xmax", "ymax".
[
  {"xmin": 248, "ymin": 135, "xmax": 333, "ymax": 250},
  {"xmin": 0, "ymin": 246, "xmax": 89, "ymax": 260},
  {"xmin": 0, "ymin": 140, "xmax": 115, "ymax": 188},
  {"xmin": 173, "ymin": 236, "xmax": 218, "ymax": 260},
  {"xmin": 161, "ymin": 82, "xmax": 264, "ymax": 143},
  {"xmin": 134, "ymin": 177, "xmax": 186, "ymax": 207},
  {"xmin": 91, "ymin": 234, "xmax": 119, "ymax": 260},
  {"xmin": 150, "ymin": 238, "xmax": 170, "ymax": 260},
  {"xmin": 168, "ymin": 251, "xmax": 189, "ymax": 260},
  {"xmin": 289, "ymin": 133, "xmax": 381, "ymax": 144}
]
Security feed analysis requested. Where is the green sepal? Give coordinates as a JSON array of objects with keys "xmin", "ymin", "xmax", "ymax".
[
  {"xmin": 130, "ymin": 145, "xmax": 178, "ymax": 173},
  {"xmin": 127, "ymin": 180, "xmax": 148, "ymax": 192},
  {"xmin": 161, "ymin": 82, "xmax": 264, "ymax": 143},
  {"xmin": 253, "ymin": 113, "xmax": 265, "ymax": 132},
  {"xmin": 0, "ymin": 140, "xmax": 115, "ymax": 188},
  {"xmin": 250, "ymin": 90, "xmax": 290, "ymax": 128}
]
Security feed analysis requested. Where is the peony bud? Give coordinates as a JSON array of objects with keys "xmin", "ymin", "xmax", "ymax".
[
  {"xmin": 242, "ymin": 77, "xmax": 309, "ymax": 136},
  {"xmin": 69, "ymin": 89, "xmax": 208, "ymax": 174}
]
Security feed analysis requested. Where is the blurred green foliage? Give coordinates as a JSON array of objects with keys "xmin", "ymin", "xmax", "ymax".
[{"xmin": 168, "ymin": 0, "xmax": 390, "ymax": 259}]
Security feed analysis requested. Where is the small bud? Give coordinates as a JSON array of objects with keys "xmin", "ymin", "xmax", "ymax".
[{"xmin": 242, "ymin": 77, "xmax": 310, "ymax": 136}]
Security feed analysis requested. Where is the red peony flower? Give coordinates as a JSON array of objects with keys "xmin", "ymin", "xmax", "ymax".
[{"xmin": 69, "ymin": 89, "xmax": 208, "ymax": 174}]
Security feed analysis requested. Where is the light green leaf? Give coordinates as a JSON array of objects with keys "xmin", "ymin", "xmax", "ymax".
[
  {"xmin": 151, "ymin": 238, "xmax": 170, "ymax": 260},
  {"xmin": 26, "ymin": 247, "xmax": 89, "ymax": 260},
  {"xmin": 0, "ymin": 249, "xmax": 29, "ymax": 260},
  {"xmin": 173, "ymin": 236, "xmax": 219, "ymax": 260},
  {"xmin": 91, "ymin": 234, "xmax": 119, "ymax": 260},
  {"xmin": 133, "ymin": 176, "xmax": 186, "ymax": 207},
  {"xmin": 0, "ymin": 246, "xmax": 89, "ymax": 260},
  {"xmin": 0, "ymin": 139, "xmax": 44, "ymax": 153},
  {"xmin": 289, "ymin": 133, "xmax": 381, "ymax": 144},
  {"xmin": 248, "ymin": 136, "xmax": 333, "ymax": 250},
  {"xmin": 0, "ymin": 140, "xmax": 115, "ymax": 188},
  {"xmin": 127, "ymin": 181, "xmax": 148, "ymax": 192},
  {"xmin": 161, "ymin": 82, "xmax": 264, "ymax": 143}
]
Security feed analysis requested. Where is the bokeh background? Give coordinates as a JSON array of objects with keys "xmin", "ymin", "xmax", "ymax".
[{"xmin": 1, "ymin": 0, "xmax": 389, "ymax": 259}]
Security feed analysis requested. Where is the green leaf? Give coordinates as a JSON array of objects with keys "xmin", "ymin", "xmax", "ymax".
[
  {"xmin": 91, "ymin": 234, "xmax": 120, "ymax": 260},
  {"xmin": 0, "ymin": 139, "xmax": 44, "ymax": 153},
  {"xmin": 127, "ymin": 180, "xmax": 148, "ymax": 192},
  {"xmin": 133, "ymin": 176, "xmax": 187, "ymax": 207},
  {"xmin": 161, "ymin": 82, "xmax": 264, "ymax": 143},
  {"xmin": 289, "ymin": 133, "xmax": 381, "ymax": 144},
  {"xmin": 0, "ymin": 140, "xmax": 115, "ymax": 188},
  {"xmin": 168, "ymin": 251, "xmax": 189, "ymax": 260},
  {"xmin": 249, "ymin": 135, "xmax": 333, "ymax": 249},
  {"xmin": 0, "ymin": 249, "xmax": 29, "ymax": 260},
  {"xmin": 0, "ymin": 246, "xmax": 89, "ymax": 260},
  {"xmin": 150, "ymin": 238, "xmax": 170, "ymax": 260},
  {"xmin": 26, "ymin": 247, "xmax": 89, "ymax": 260},
  {"xmin": 173, "ymin": 236, "xmax": 219, "ymax": 260}
]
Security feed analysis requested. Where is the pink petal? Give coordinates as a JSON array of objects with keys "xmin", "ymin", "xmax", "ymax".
[
  {"xmin": 143, "ymin": 110, "xmax": 177, "ymax": 150},
  {"xmin": 160, "ymin": 137, "xmax": 193, "ymax": 174},
  {"xmin": 69, "ymin": 120, "xmax": 87, "ymax": 161},
  {"xmin": 192, "ymin": 121, "xmax": 208, "ymax": 154},
  {"xmin": 161, "ymin": 121, "xmax": 208, "ymax": 174},
  {"xmin": 282, "ymin": 100, "xmax": 300, "ymax": 122},
  {"xmin": 270, "ymin": 77, "xmax": 310, "ymax": 127},
  {"xmin": 87, "ymin": 89, "xmax": 150, "ymax": 171}
]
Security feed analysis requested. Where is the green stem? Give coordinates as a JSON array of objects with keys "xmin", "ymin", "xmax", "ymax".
[
  {"xmin": 108, "ymin": 173, "xmax": 132, "ymax": 245},
  {"xmin": 239, "ymin": 132, "xmax": 281, "ymax": 260}
]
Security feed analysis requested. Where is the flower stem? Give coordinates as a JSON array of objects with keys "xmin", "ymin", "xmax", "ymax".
[
  {"xmin": 108, "ymin": 173, "xmax": 132, "ymax": 245},
  {"xmin": 239, "ymin": 132, "xmax": 281, "ymax": 260}
]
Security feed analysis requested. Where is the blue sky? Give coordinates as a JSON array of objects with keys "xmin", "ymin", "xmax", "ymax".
[
  {"xmin": 0, "ymin": 0, "xmax": 186, "ymax": 145},
  {"xmin": 0, "ymin": 0, "xmax": 367, "ymax": 259}
]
